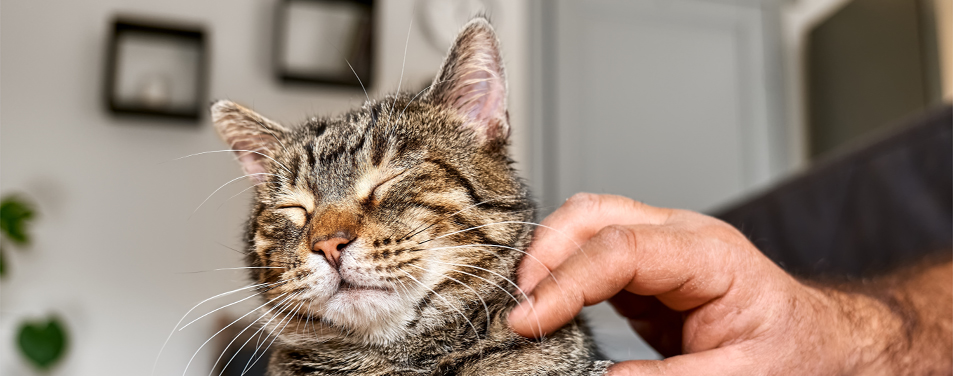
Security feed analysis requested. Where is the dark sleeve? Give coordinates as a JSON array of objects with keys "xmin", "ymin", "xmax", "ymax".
[{"xmin": 715, "ymin": 105, "xmax": 952, "ymax": 278}]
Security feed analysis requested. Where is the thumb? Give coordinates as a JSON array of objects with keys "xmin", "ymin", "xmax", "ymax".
[{"xmin": 606, "ymin": 347, "xmax": 751, "ymax": 376}]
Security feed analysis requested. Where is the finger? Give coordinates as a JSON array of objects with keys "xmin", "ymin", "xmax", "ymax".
[
  {"xmin": 518, "ymin": 193, "xmax": 670, "ymax": 292},
  {"xmin": 509, "ymin": 221, "xmax": 736, "ymax": 337},
  {"xmin": 606, "ymin": 346, "xmax": 751, "ymax": 376}
]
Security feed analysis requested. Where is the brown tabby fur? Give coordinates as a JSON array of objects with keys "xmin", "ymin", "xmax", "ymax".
[{"xmin": 211, "ymin": 18, "xmax": 609, "ymax": 376}]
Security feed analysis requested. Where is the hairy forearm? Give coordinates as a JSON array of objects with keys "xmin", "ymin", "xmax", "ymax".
[{"xmin": 810, "ymin": 256, "xmax": 953, "ymax": 375}]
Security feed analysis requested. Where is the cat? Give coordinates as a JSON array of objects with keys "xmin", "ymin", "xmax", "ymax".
[{"xmin": 210, "ymin": 17, "xmax": 610, "ymax": 376}]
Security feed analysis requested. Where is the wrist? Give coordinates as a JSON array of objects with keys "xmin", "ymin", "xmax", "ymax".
[{"xmin": 803, "ymin": 283, "xmax": 904, "ymax": 375}]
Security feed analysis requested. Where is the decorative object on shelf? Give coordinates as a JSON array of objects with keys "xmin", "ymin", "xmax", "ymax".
[
  {"xmin": 416, "ymin": 0, "xmax": 498, "ymax": 53},
  {"xmin": 274, "ymin": 0, "xmax": 375, "ymax": 88},
  {"xmin": 103, "ymin": 17, "xmax": 208, "ymax": 121}
]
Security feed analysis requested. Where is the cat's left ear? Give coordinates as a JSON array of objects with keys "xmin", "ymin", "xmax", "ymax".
[
  {"xmin": 428, "ymin": 17, "xmax": 509, "ymax": 144},
  {"xmin": 210, "ymin": 100, "xmax": 289, "ymax": 182}
]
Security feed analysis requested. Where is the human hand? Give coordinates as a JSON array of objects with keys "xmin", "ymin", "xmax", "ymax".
[{"xmin": 508, "ymin": 193, "xmax": 900, "ymax": 375}]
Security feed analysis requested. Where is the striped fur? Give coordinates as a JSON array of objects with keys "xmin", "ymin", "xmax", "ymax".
[{"xmin": 211, "ymin": 17, "xmax": 609, "ymax": 376}]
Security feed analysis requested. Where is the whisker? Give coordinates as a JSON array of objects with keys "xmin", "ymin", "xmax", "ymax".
[
  {"xmin": 407, "ymin": 264, "xmax": 491, "ymax": 334},
  {"xmin": 214, "ymin": 300, "xmax": 288, "ymax": 376},
  {"xmin": 421, "ymin": 244, "xmax": 559, "ymax": 288},
  {"xmin": 171, "ymin": 149, "xmax": 293, "ymax": 175},
  {"xmin": 423, "ymin": 259, "xmax": 544, "ymax": 339},
  {"xmin": 243, "ymin": 299, "xmax": 306, "ymax": 374},
  {"xmin": 191, "ymin": 173, "xmax": 285, "ymax": 219},
  {"xmin": 179, "ymin": 280, "xmax": 290, "ymax": 331},
  {"xmin": 420, "ymin": 221, "xmax": 592, "ymax": 268},
  {"xmin": 302, "ymin": 303, "xmax": 313, "ymax": 337},
  {"xmin": 176, "ymin": 267, "xmax": 287, "ymax": 275},
  {"xmin": 390, "ymin": 13, "xmax": 415, "ymax": 119},
  {"xmin": 215, "ymin": 181, "xmax": 272, "ymax": 211},
  {"xmin": 213, "ymin": 292, "xmax": 301, "ymax": 376},
  {"xmin": 397, "ymin": 268, "xmax": 480, "ymax": 338},
  {"xmin": 253, "ymin": 121, "xmax": 291, "ymax": 156},
  {"xmin": 308, "ymin": 305, "xmax": 319, "ymax": 338},
  {"xmin": 398, "ymin": 196, "xmax": 520, "ymax": 241},
  {"xmin": 424, "ymin": 243, "xmax": 578, "ymax": 333},
  {"xmin": 394, "ymin": 83, "xmax": 433, "ymax": 126},
  {"xmin": 214, "ymin": 242, "xmax": 245, "ymax": 255},
  {"xmin": 391, "ymin": 275, "xmax": 412, "ymax": 307},
  {"xmin": 309, "ymin": 23, "xmax": 369, "ymax": 105},
  {"xmin": 183, "ymin": 292, "xmax": 290, "ymax": 376},
  {"xmin": 151, "ymin": 280, "xmax": 286, "ymax": 376},
  {"xmin": 345, "ymin": 59, "xmax": 370, "ymax": 104},
  {"xmin": 430, "ymin": 265, "xmax": 518, "ymax": 307}
]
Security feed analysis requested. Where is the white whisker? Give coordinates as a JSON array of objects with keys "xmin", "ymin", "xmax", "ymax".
[
  {"xmin": 213, "ymin": 292, "xmax": 301, "ymax": 376},
  {"xmin": 401, "ymin": 195, "xmax": 520, "ymax": 240},
  {"xmin": 345, "ymin": 59, "xmax": 370, "ymax": 104},
  {"xmin": 214, "ymin": 241, "xmax": 244, "ymax": 255},
  {"xmin": 151, "ymin": 280, "xmax": 286, "ymax": 376},
  {"xmin": 179, "ymin": 282, "xmax": 287, "ymax": 332},
  {"xmin": 171, "ymin": 149, "xmax": 293, "ymax": 175},
  {"xmin": 191, "ymin": 173, "xmax": 284, "ymax": 218},
  {"xmin": 424, "ymin": 259, "xmax": 544, "ymax": 339},
  {"xmin": 390, "ymin": 14, "xmax": 414, "ymax": 119},
  {"xmin": 243, "ymin": 299, "xmax": 306, "ymax": 374},
  {"xmin": 183, "ymin": 292, "xmax": 290, "ymax": 376},
  {"xmin": 421, "ymin": 221, "xmax": 592, "ymax": 265},
  {"xmin": 176, "ymin": 267, "xmax": 286, "ymax": 275},
  {"xmin": 424, "ymin": 244, "xmax": 560, "ymax": 289},
  {"xmin": 216, "ymin": 181, "xmax": 271, "ymax": 211},
  {"xmin": 397, "ymin": 268, "xmax": 480, "ymax": 338},
  {"xmin": 254, "ymin": 121, "xmax": 291, "ymax": 156},
  {"xmin": 395, "ymin": 83, "xmax": 433, "ymax": 126},
  {"xmin": 408, "ymin": 263, "xmax": 491, "ymax": 334}
]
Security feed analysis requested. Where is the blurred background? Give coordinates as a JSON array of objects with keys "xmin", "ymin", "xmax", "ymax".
[{"xmin": 1, "ymin": 0, "xmax": 950, "ymax": 374}]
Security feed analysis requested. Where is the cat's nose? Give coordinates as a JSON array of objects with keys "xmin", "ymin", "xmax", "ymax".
[{"xmin": 312, "ymin": 232, "xmax": 354, "ymax": 269}]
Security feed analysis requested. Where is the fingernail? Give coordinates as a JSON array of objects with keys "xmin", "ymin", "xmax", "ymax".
[{"xmin": 507, "ymin": 294, "xmax": 535, "ymax": 327}]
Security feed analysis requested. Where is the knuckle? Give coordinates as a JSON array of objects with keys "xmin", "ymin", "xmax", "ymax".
[
  {"xmin": 597, "ymin": 224, "xmax": 638, "ymax": 249},
  {"xmin": 565, "ymin": 192, "xmax": 602, "ymax": 211}
]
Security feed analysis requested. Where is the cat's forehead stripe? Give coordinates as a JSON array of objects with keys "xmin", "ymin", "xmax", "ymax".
[
  {"xmin": 304, "ymin": 141, "xmax": 316, "ymax": 170},
  {"xmin": 353, "ymin": 167, "xmax": 387, "ymax": 200}
]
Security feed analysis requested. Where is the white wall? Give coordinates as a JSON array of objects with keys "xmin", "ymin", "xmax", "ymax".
[{"xmin": 0, "ymin": 1, "xmax": 530, "ymax": 374}]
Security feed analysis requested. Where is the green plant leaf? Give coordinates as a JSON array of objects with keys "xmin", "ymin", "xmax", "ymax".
[
  {"xmin": 0, "ymin": 196, "xmax": 35, "ymax": 246},
  {"xmin": 17, "ymin": 316, "xmax": 67, "ymax": 370},
  {"xmin": 0, "ymin": 246, "xmax": 6, "ymax": 278}
]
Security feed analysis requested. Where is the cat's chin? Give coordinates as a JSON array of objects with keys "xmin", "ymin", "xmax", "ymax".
[{"xmin": 292, "ymin": 279, "xmax": 417, "ymax": 345}]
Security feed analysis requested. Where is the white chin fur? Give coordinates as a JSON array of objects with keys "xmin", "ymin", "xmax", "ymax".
[{"xmin": 288, "ymin": 254, "xmax": 424, "ymax": 345}]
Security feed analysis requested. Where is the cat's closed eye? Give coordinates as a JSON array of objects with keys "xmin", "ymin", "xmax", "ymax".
[
  {"xmin": 276, "ymin": 206, "xmax": 308, "ymax": 227},
  {"xmin": 368, "ymin": 170, "xmax": 408, "ymax": 202}
]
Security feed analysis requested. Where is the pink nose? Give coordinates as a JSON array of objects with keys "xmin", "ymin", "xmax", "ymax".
[{"xmin": 312, "ymin": 236, "xmax": 352, "ymax": 269}]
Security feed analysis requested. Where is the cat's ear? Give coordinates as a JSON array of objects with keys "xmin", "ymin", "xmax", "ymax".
[
  {"xmin": 210, "ymin": 100, "xmax": 289, "ymax": 182},
  {"xmin": 428, "ymin": 17, "xmax": 509, "ymax": 144}
]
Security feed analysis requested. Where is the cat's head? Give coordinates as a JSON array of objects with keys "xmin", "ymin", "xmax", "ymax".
[{"xmin": 212, "ymin": 18, "xmax": 532, "ymax": 345}]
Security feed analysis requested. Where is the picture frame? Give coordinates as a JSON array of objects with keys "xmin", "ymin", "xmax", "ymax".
[
  {"xmin": 274, "ymin": 0, "xmax": 375, "ymax": 88},
  {"xmin": 103, "ymin": 17, "xmax": 208, "ymax": 121}
]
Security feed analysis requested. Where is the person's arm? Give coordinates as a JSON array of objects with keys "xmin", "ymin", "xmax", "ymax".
[
  {"xmin": 811, "ymin": 256, "xmax": 952, "ymax": 375},
  {"xmin": 508, "ymin": 193, "xmax": 952, "ymax": 375}
]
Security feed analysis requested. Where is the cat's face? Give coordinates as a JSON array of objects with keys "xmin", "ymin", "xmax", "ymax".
[{"xmin": 212, "ymin": 19, "xmax": 531, "ymax": 345}]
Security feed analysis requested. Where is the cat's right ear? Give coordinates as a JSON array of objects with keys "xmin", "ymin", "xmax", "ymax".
[
  {"xmin": 427, "ymin": 17, "xmax": 509, "ymax": 146},
  {"xmin": 210, "ymin": 100, "xmax": 289, "ymax": 182}
]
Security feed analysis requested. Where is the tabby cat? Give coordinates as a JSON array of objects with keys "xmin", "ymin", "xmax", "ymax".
[{"xmin": 210, "ymin": 18, "xmax": 609, "ymax": 375}]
